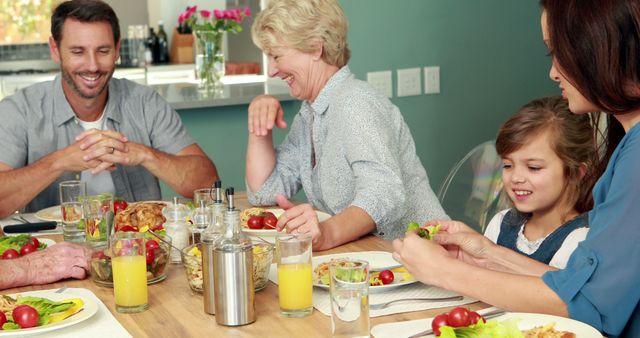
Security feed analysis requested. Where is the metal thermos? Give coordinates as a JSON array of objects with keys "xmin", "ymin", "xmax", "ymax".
[
  {"xmin": 212, "ymin": 188, "xmax": 256, "ymax": 326},
  {"xmin": 202, "ymin": 235, "xmax": 217, "ymax": 315},
  {"xmin": 202, "ymin": 181, "xmax": 225, "ymax": 315}
]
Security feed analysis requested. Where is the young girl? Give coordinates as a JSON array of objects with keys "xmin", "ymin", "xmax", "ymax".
[
  {"xmin": 393, "ymin": 1, "xmax": 640, "ymax": 336},
  {"xmin": 483, "ymin": 96, "xmax": 597, "ymax": 268}
]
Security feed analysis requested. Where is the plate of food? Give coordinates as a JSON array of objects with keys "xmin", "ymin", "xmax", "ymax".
[
  {"xmin": 0, "ymin": 234, "xmax": 54, "ymax": 258},
  {"xmin": 35, "ymin": 205, "xmax": 63, "ymax": 222},
  {"xmin": 311, "ymin": 251, "xmax": 416, "ymax": 293},
  {"xmin": 114, "ymin": 200, "xmax": 167, "ymax": 232},
  {"xmin": 0, "ymin": 289, "xmax": 98, "ymax": 336},
  {"xmin": 371, "ymin": 307, "xmax": 602, "ymax": 338},
  {"xmin": 240, "ymin": 207, "xmax": 332, "ymax": 237}
]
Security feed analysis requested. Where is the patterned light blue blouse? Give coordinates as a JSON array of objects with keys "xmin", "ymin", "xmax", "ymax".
[{"xmin": 247, "ymin": 66, "xmax": 448, "ymax": 240}]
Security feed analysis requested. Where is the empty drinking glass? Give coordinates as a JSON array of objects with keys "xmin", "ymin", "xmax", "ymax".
[
  {"xmin": 329, "ymin": 259, "xmax": 370, "ymax": 338},
  {"xmin": 59, "ymin": 180, "xmax": 86, "ymax": 243}
]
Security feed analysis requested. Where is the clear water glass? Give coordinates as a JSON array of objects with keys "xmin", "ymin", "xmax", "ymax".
[
  {"xmin": 58, "ymin": 180, "xmax": 86, "ymax": 243},
  {"xmin": 330, "ymin": 259, "xmax": 370, "ymax": 338}
]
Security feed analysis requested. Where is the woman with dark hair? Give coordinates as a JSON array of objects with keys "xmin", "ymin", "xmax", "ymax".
[{"xmin": 392, "ymin": 1, "xmax": 640, "ymax": 336}]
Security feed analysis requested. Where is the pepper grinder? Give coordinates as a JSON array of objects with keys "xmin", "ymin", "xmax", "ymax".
[{"xmin": 212, "ymin": 187, "xmax": 255, "ymax": 326}]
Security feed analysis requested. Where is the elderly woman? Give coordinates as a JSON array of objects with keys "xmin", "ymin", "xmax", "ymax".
[{"xmin": 246, "ymin": 0, "xmax": 447, "ymax": 250}]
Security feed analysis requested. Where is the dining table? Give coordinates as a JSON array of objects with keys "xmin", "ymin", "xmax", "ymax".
[{"xmin": 2, "ymin": 193, "xmax": 489, "ymax": 337}]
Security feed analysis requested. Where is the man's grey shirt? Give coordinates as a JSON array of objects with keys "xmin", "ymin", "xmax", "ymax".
[
  {"xmin": 248, "ymin": 66, "xmax": 448, "ymax": 240},
  {"xmin": 0, "ymin": 75, "xmax": 195, "ymax": 212}
]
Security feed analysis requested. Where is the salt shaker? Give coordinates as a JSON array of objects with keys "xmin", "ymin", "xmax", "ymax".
[
  {"xmin": 212, "ymin": 187, "xmax": 255, "ymax": 326},
  {"xmin": 162, "ymin": 197, "xmax": 190, "ymax": 264}
]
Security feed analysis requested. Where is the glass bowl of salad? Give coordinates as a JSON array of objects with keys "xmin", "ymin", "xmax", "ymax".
[
  {"xmin": 90, "ymin": 234, "xmax": 171, "ymax": 286},
  {"xmin": 181, "ymin": 239, "xmax": 274, "ymax": 293}
]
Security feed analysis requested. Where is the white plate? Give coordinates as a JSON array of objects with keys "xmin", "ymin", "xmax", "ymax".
[
  {"xmin": 0, "ymin": 290, "xmax": 98, "ymax": 336},
  {"xmin": 38, "ymin": 238, "xmax": 56, "ymax": 247},
  {"xmin": 371, "ymin": 308, "xmax": 603, "ymax": 338},
  {"xmin": 312, "ymin": 251, "xmax": 417, "ymax": 293},
  {"xmin": 35, "ymin": 205, "xmax": 62, "ymax": 222},
  {"xmin": 242, "ymin": 208, "xmax": 332, "ymax": 237}
]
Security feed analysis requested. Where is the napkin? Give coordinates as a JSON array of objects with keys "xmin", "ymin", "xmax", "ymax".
[
  {"xmin": 0, "ymin": 213, "xmax": 63, "ymax": 235},
  {"xmin": 34, "ymin": 288, "xmax": 131, "ymax": 338},
  {"xmin": 268, "ymin": 263, "xmax": 476, "ymax": 317},
  {"xmin": 370, "ymin": 307, "xmax": 501, "ymax": 338}
]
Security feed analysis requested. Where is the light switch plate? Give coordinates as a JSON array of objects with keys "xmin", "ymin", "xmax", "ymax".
[
  {"xmin": 397, "ymin": 67, "xmax": 422, "ymax": 97},
  {"xmin": 367, "ymin": 70, "xmax": 393, "ymax": 98},
  {"xmin": 424, "ymin": 66, "xmax": 440, "ymax": 94}
]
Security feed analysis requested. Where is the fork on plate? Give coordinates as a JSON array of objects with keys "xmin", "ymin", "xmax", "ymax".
[{"xmin": 370, "ymin": 296, "xmax": 464, "ymax": 310}]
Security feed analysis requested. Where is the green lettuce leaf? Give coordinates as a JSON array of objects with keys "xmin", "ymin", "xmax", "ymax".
[
  {"xmin": 17, "ymin": 296, "xmax": 75, "ymax": 326},
  {"xmin": 439, "ymin": 318, "xmax": 524, "ymax": 338}
]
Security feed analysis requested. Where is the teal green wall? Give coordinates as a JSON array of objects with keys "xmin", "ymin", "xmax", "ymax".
[{"xmin": 162, "ymin": 0, "xmax": 557, "ymax": 198}]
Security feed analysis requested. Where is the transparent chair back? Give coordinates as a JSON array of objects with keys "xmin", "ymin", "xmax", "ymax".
[{"xmin": 437, "ymin": 140, "xmax": 510, "ymax": 233}]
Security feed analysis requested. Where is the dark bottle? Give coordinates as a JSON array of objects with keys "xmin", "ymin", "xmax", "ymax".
[
  {"xmin": 156, "ymin": 21, "xmax": 169, "ymax": 64},
  {"xmin": 147, "ymin": 27, "xmax": 158, "ymax": 64}
]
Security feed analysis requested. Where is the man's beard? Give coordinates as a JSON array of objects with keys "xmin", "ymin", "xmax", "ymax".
[{"xmin": 60, "ymin": 62, "xmax": 114, "ymax": 100}]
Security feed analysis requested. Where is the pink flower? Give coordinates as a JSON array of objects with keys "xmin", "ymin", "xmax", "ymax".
[
  {"xmin": 178, "ymin": 13, "xmax": 185, "ymax": 24},
  {"xmin": 200, "ymin": 9, "xmax": 211, "ymax": 18},
  {"xmin": 244, "ymin": 7, "xmax": 251, "ymax": 17},
  {"xmin": 214, "ymin": 9, "xmax": 223, "ymax": 20},
  {"xmin": 188, "ymin": 5, "xmax": 198, "ymax": 15}
]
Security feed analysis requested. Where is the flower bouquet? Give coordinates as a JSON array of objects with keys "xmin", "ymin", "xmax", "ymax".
[{"xmin": 178, "ymin": 6, "xmax": 251, "ymax": 90}]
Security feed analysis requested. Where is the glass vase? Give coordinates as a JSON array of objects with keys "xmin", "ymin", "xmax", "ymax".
[{"xmin": 194, "ymin": 30, "xmax": 225, "ymax": 91}]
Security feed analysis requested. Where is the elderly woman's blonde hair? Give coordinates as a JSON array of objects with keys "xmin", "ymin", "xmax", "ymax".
[{"xmin": 251, "ymin": 0, "xmax": 351, "ymax": 67}]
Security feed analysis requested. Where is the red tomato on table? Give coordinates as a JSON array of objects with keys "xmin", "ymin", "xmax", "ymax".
[
  {"xmin": 263, "ymin": 212, "xmax": 277, "ymax": 229},
  {"xmin": 247, "ymin": 215, "xmax": 264, "ymax": 229}
]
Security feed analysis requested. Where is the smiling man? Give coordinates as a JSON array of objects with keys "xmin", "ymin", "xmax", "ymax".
[{"xmin": 0, "ymin": 0, "xmax": 219, "ymax": 217}]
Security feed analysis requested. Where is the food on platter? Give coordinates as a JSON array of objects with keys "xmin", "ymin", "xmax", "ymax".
[
  {"xmin": 240, "ymin": 207, "xmax": 273, "ymax": 229},
  {"xmin": 114, "ymin": 202, "xmax": 166, "ymax": 232},
  {"xmin": 431, "ymin": 307, "xmax": 577, "ymax": 338},
  {"xmin": 313, "ymin": 259, "xmax": 411, "ymax": 287},
  {"xmin": 181, "ymin": 241, "xmax": 274, "ymax": 292},
  {"xmin": 522, "ymin": 323, "xmax": 576, "ymax": 338},
  {"xmin": 0, "ymin": 235, "xmax": 47, "ymax": 260},
  {"xmin": 0, "ymin": 294, "xmax": 84, "ymax": 330},
  {"xmin": 406, "ymin": 221, "xmax": 441, "ymax": 240}
]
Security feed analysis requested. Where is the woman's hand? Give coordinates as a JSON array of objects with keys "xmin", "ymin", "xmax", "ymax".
[
  {"xmin": 274, "ymin": 195, "xmax": 323, "ymax": 245},
  {"xmin": 430, "ymin": 220, "xmax": 497, "ymax": 268},
  {"xmin": 392, "ymin": 231, "xmax": 454, "ymax": 286},
  {"xmin": 248, "ymin": 95, "xmax": 288, "ymax": 136}
]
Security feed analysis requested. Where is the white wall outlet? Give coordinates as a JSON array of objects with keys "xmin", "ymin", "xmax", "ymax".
[
  {"xmin": 397, "ymin": 67, "xmax": 422, "ymax": 97},
  {"xmin": 367, "ymin": 70, "xmax": 393, "ymax": 98},
  {"xmin": 424, "ymin": 66, "xmax": 440, "ymax": 94}
]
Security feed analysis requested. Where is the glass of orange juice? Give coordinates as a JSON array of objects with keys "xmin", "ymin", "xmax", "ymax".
[
  {"xmin": 111, "ymin": 231, "xmax": 148, "ymax": 313},
  {"xmin": 276, "ymin": 235, "xmax": 313, "ymax": 317}
]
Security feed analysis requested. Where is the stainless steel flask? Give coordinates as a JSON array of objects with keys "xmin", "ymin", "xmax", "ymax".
[{"xmin": 212, "ymin": 188, "xmax": 256, "ymax": 326}]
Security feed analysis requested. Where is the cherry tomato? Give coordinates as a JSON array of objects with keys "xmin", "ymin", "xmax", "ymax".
[
  {"xmin": 29, "ymin": 236, "xmax": 40, "ymax": 248},
  {"xmin": 146, "ymin": 239, "xmax": 160, "ymax": 251},
  {"xmin": 263, "ymin": 213, "xmax": 278, "ymax": 229},
  {"xmin": 431, "ymin": 314, "xmax": 449, "ymax": 336},
  {"xmin": 0, "ymin": 311, "xmax": 6, "ymax": 327},
  {"xmin": 468, "ymin": 311, "xmax": 485, "ymax": 325},
  {"xmin": 114, "ymin": 199, "xmax": 128, "ymax": 214},
  {"xmin": 118, "ymin": 225, "xmax": 137, "ymax": 232},
  {"xmin": 12, "ymin": 304, "xmax": 39, "ymax": 328},
  {"xmin": 378, "ymin": 270, "xmax": 395, "ymax": 285},
  {"xmin": 1, "ymin": 249, "xmax": 20, "ymax": 259},
  {"xmin": 447, "ymin": 307, "xmax": 471, "ymax": 327},
  {"xmin": 146, "ymin": 249, "xmax": 155, "ymax": 265},
  {"xmin": 247, "ymin": 215, "xmax": 264, "ymax": 229},
  {"xmin": 20, "ymin": 243, "xmax": 38, "ymax": 256}
]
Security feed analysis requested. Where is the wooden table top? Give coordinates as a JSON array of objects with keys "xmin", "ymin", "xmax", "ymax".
[{"xmin": 4, "ymin": 195, "xmax": 487, "ymax": 337}]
